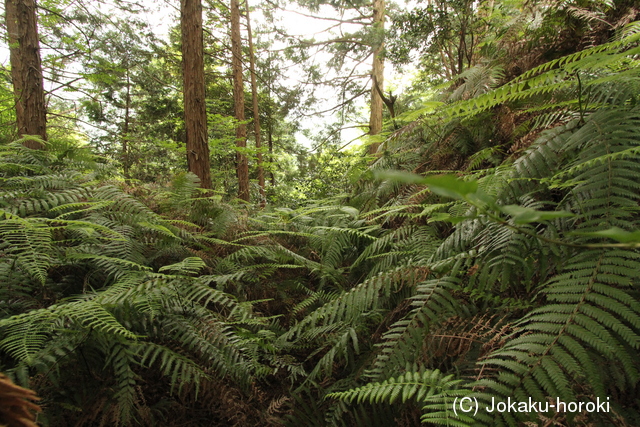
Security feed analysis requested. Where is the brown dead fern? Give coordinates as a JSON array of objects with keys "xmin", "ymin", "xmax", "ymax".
[{"xmin": 0, "ymin": 374, "xmax": 41, "ymax": 427}]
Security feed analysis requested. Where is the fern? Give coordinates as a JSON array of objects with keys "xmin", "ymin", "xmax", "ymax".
[
  {"xmin": 4, "ymin": 11, "xmax": 640, "ymax": 427},
  {"xmin": 301, "ymin": 19, "xmax": 640, "ymax": 426},
  {"xmin": 0, "ymin": 217, "xmax": 51, "ymax": 285},
  {"xmin": 366, "ymin": 273, "xmax": 462, "ymax": 381},
  {"xmin": 327, "ymin": 369, "xmax": 475, "ymax": 426},
  {"xmin": 0, "ymin": 137, "xmax": 281, "ymax": 424}
]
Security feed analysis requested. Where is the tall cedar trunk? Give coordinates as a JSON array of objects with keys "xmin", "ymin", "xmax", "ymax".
[
  {"xmin": 266, "ymin": 56, "xmax": 275, "ymax": 187},
  {"xmin": 367, "ymin": 0, "xmax": 385, "ymax": 155},
  {"xmin": 181, "ymin": 0, "xmax": 213, "ymax": 189},
  {"xmin": 231, "ymin": 0, "xmax": 249, "ymax": 201},
  {"xmin": 123, "ymin": 67, "xmax": 131, "ymax": 180},
  {"xmin": 245, "ymin": 2, "xmax": 265, "ymax": 205},
  {"xmin": 5, "ymin": 0, "xmax": 47, "ymax": 148},
  {"xmin": 268, "ymin": 123, "xmax": 275, "ymax": 186}
]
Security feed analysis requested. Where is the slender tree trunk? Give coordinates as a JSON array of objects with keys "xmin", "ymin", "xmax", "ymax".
[
  {"xmin": 231, "ymin": 0, "xmax": 249, "ymax": 201},
  {"xmin": 5, "ymin": 0, "xmax": 47, "ymax": 148},
  {"xmin": 457, "ymin": 25, "xmax": 466, "ymax": 75},
  {"xmin": 368, "ymin": 0, "xmax": 385, "ymax": 155},
  {"xmin": 123, "ymin": 67, "xmax": 131, "ymax": 180},
  {"xmin": 266, "ymin": 55, "xmax": 275, "ymax": 187},
  {"xmin": 245, "ymin": 1, "xmax": 265, "ymax": 205},
  {"xmin": 268, "ymin": 123, "xmax": 275, "ymax": 187},
  {"xmin": 440, "ymin": 51, "xmax": 452, "ymax": 80},
  {"xmin": 181, "ymin": 0, "xmax": 213, "ymax": 189}
]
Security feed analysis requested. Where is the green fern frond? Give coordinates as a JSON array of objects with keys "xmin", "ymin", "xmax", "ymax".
[
  {"xmin": 477, "ymin": 248, "xmax": 640, "ymax": 422},
  {"xmin": 327, "ymin": 369, "xmax": 474, "ymax": 426},
  {"xmin": 158, "ymin": 257, "xmax": 206, "ymax": 275},
  {"xmin": 282, "ymin": 265, "xmax": 421, "ymax": 343},
  {"xmin": 0, "ymin": 309, "xmax": 56, "ymax": 363},
  {"xmin": 135, "ymin": 341, "xmax": 209, "ymax": 394},
  {"xmin": 367, "ymin": 274, "xmax": 461, "ymax": 380},
  {"xmin": 0, "ymin": 217, "xmax": 51, "ymax": 285},
  {"xmin": 64, "ymin": 300, "xmax": 140, "ymax": 339}
]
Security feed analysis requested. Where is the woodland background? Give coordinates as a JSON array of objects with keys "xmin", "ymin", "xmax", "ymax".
[{"xmin": 2, "ymin": 0, "xmax": 640, "ymax": 426}]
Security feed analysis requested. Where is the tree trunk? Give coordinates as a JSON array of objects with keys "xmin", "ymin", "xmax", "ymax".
[
  {"xmin": 5, "ymin": 0, "xmax": 47, "ymax": 148},
  {"xmin": 123, "ymin": 67, "xmax": 131, "ymax": 180},
  {"xmin": 266, "ymin": 55, "xmax": 275, "ymax": 187},
  {"xmin": 268, "ymin": 123, "xmax": 275, "ymax": 187},
  {"xmin": 231, "ymin": 0, "xmax": 249, "ymax": 202},
  {"xmin": 245, "ymin": 1, "xmax": 265, "ymax": 205},
  {"xmin": 181, "ymin": 0, "xmax": 213, "ymax": 189},
  {"xmin": 367, "ymin": 0, "xmax": 385, "ymax": 155}
]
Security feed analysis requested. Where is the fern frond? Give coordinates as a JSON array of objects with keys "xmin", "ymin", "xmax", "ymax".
[
  {"xmin": 327, "ymin": 369, "xmax": 475, "ymax": 426},
  {"xmin": 282, "ymin": 265, "xmax": 421, "ymax": 343},
  {"xmin": 0, "ymin": 309, "xmax": 55, "ymax": 363},
  {"xmin": 0, "ymin": 218, "xmax": 51, "ymax": 285},
  {"xmin": 367, "ymin": 274, "xmax": 461, "ymax": 380},
  {"xmin": 158, "ymin": 257, "xmax": 206, "ymax": 275},
  {"xmin": 135, "ymin": 341, "xmax": 209, "ymax": 394}
]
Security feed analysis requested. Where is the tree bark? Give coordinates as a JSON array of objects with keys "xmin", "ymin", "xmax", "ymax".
[
  {"xmin": 123, "ymin": 67, "xmax": 131, "ymax": 180},
  {"xmin": 373, "ymin": 75, "xmax": 397, "ymax": 129},
  {"xmin": 5, "ymin": 0, "xmax": 47, "ymax": 148},
  {"xmin": 181, "ymin": 0, "xmax": 213, "ymax": 189},
  {"xmin": 231, "ymin": 0, "xmax": 249, "ymax": 202},
  {"xmin": 368, "ymin": 0, "xmax": 385, "ymax": 155},
  {"xmin": 245, "ymin": 1, "xmax": 265, "ymax": 205},
  {"xmin": 268, "ymin": 122, "xmax": 275, "ymax": 187},
  {"xmin": 266, "ymin": 54, "xmax": 276, "ymax": 187}
]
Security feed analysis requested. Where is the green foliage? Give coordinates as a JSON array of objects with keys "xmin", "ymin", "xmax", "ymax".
[
  {"xmin": 327, "ymin": 369, "xmax": 475, "ymax": 426},
  {"xmin": 0, "ymin": 138, "xmax": 275, "ymax": 425},
  {"xmin": 273, "ymin": 19, "xmax": 640, "ymax": 427},
  {"xmin": 4, "ymin": 1, "xmax": 640, "ymax": 425},
  {"xmin": 388, "ymin": 0, "xmax": 485, "ymax": 80}
]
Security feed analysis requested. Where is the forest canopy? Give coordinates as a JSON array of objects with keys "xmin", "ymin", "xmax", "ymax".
[{"xmin": 2, "ymin": 0, "xmax": 640, "ymax": 425}]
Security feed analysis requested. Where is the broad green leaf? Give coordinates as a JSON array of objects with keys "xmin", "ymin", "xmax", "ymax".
[
  {"xmin": 428, "ymin": 213, "xmax": 471, "ymax": 224},
  {"xmin": 372, "ymin": 171, "xmax": 478, "ymax": 201},
  {"xmin": 373, "ymin": 170, "xmax": 426, "ymax": 185},
  {"xmin": 573, "ymin": 227, "xmax": 640, "ymax": 243},
  {"xmin": 500, "ymin": 205, "xmax": 574, "ymax": 224},
  {"xmin": 400, "ymin": 101, "xmax": 445, "ymax": 121},
  {"xmin": 422, "ymin": 175, "xmax": 478, "ymax": 200}
]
